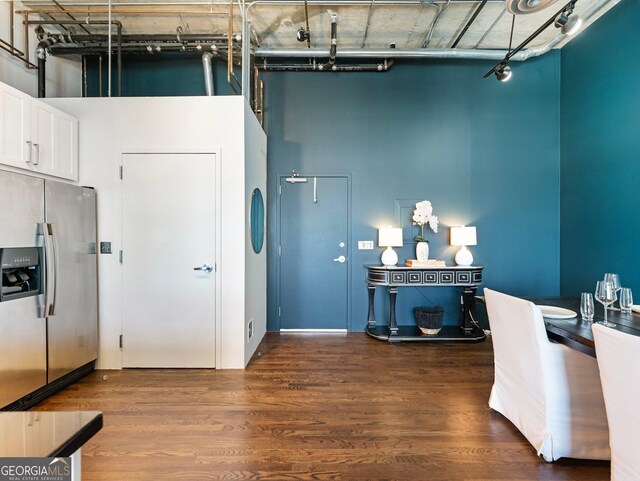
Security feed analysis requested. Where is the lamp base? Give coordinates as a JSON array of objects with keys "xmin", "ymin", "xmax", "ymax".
[
  {"xmin": 381, "ymin": 246, "xmax": 399, "ymax": 266},
  {"xmin": 455, "ymin": 246, "xmax": 473, "ymax": 266}
]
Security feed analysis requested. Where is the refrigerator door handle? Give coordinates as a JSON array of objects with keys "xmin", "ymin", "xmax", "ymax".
[
  {"xmin": 37, "ymin": 223, "xmax": 48, "ymax": 319},
  {"xmin": 48, "ymin": 223, "xmax": 58, "ymax": 316},
  {"xmin": 40, "ymin": 222, "xmax": 57, "ymax": 317}
]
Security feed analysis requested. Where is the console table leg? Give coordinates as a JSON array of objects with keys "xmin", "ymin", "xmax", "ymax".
[
  {"xmin": 460, "ymin": 286, "xmax": 478, "ymax": 333},
  {"xmin": 367, "ymin": 284, "xmax": 376, "ymax": 328},
  {"xmin": 389, "ymin": 287, "xmax": 398, "ymax": 336}
]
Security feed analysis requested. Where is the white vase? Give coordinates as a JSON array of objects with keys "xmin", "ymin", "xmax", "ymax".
[{"xmin": 416, "ymin": 241, "xmax": 429, "ymax": 262}]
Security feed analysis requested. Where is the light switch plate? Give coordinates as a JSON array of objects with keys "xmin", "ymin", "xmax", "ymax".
[{"xmin": 358, "ymin": 240, "xmax": 374, "ymax": 250}]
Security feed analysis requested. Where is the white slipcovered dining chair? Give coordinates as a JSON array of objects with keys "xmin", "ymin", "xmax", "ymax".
[
  {"xmin": 484, "ymin": 288, "xmax": 610, "ymax": 461},
  {"xmin": 593, "ymin": 323, "xmax": 640, "ymax": 481}
]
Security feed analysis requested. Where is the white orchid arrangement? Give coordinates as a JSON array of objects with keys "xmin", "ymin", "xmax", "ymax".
[{"xmin": 413, "ymin": 200, "xmax": 439, "ymax": 242}]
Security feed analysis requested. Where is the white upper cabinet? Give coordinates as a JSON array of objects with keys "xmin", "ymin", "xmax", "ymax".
[
  {"xmin": 0, "ymin": 81, "xmax": 78, "ymax": 181},
  {"xmin": 0, "ymin": 84, "xmax": 31, "ymax": 168}
]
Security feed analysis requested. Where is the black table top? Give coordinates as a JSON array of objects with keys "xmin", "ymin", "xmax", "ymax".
[{"xmin": 533, "ymin": 297, "xmax": 640, "ymax": 357}]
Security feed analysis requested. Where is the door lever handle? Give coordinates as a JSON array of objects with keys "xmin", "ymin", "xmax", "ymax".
[
  {"xmin": 333, "ymin": 255, "xmax": 346, "ymax": 263},
  {"xmin": 194, "ymin": 263, "xmax": 213, "ymax": 273}
]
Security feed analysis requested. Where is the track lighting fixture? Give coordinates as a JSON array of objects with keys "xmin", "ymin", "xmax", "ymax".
[
  {"xmin": 296, "ymin": 28, "xmax": 310, "ymax": 42},
  {"xmin": 484, "ymin": 0, "xmax": 580, "ymax": 81},
  {"xmin": 495, "ymin": 63, "xmax": 512, "ymax": 82},
  {"xmin": 554, "ymin": 2, "xmax": 582, "ymax": 35}
]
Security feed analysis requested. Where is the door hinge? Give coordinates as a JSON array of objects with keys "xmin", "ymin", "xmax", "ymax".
[
  {"xmin": 119, "ymin": 334, "xmax": 123, "ymax": 348},
  {"xmin": 278, "ymin": 246, "xmax": 281, "ymax": 257},
  {"xmin": 119, "ymin": 165, "xmax": 123, "ymax": 179},
  {"xmin": 279, "ymin": 185, "xmax": 282, "ymax": 195},
  {"xmin": 119, "ymin": 250, "xmax": 123, "ymax": 263},
  {"xmin": 278, "ymin": 306, "xmax": 281, "ymax": 317}
]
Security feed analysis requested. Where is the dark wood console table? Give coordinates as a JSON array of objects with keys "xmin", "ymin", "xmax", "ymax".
[{"xmin": 365, "ymin": 265, "xmax": 486, "ymax": 343}]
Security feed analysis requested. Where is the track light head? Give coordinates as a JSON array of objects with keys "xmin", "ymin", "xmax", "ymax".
[
  {"xmin": 555, "ymin": 3, "xmax": 582, "ymax": 36},
  {"xmin": 495, "ymin": 63, "xmax": 512, "ymax": 82},
  {"xmin": 554, "ymin": 12, "xmax": 569, "ymax": 27},
  {"xmin": 561, "ymin": 15, "xmax": 582, "ymax": 35},
  {"xmin": 296, "ymin": 28, "xmax": 310, "ymax": 42}
]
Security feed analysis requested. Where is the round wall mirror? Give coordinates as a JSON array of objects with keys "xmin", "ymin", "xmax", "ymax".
[{"xmin": 250, "ymin": 188, "xmax": 265, "ymax": 253}]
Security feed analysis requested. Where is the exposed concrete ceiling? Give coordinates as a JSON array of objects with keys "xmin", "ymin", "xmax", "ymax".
[{"xmin": 17, "ymin": 0, "xmax": 620, "ymax": 60}]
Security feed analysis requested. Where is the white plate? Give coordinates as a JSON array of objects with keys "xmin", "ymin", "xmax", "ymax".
[
  {"xmin": 537, "ymin": 305, "xmax": 577, "ymax": 319},
  {"xmin": 631, "ymin": 305, "xmax": 640, "ymax": 314}
]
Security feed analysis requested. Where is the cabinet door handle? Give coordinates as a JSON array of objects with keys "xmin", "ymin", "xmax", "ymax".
[
  {"xmin": 26, "ymin": 140, "xmax": 32, "ymax": 164},
  {"xmin": 33, "ymin": 143, "xmax": 40, "ymax": 166}
]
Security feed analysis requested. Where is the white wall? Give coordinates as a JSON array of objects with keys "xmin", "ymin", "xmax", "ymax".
[
  {"xmin": 0, "ymin": 3, "xmax": 81, "ymax": 98},
  {"xmin": 244, "ymin": 102, "xmax": 267, "ymax": 366},
  {"xmin": 45, "ymin": 96, "xmax": 266, "ymax": 369}
]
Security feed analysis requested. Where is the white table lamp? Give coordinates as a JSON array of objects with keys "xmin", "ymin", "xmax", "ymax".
[
  {"xmin": 378, "ymin": 226, "xmax": 403, "ymax": 266},
  {"xmin": 451, "ymin": 226, "xmax": 477, "ymax": 266}
]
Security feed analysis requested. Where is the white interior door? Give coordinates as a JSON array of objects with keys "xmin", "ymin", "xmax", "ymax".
[{"xmin": 122, "ymin": 153, "xmax": 216, "ymax": 367}]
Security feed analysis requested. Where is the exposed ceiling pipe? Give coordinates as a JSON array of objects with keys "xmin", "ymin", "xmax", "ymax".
[
  {"xmin": 360, "ymin": 0, "xmax": 375, "ymax": 48},
  {"xmin": 36, "ymin": 34, "xmax": 62, "ymax": 98},
  {"xmin": 202, "ymin": 51, "xmax": 216, "ymax": 95},
  {"xmin": 420, "ymin": 0, "xmax": 449, "ymax": 48},
  {"xmin": 250, "ymin": 0, "xmax": 612, "ymax": 62},
  {"xmin": 57, "ymin": 33, "xmax": 229, "ymax": 43},
  {"xmin": 327, "ymin": 12, "xmax": 338, "ymax": 66},
  {"xmin": 30, "ymin": 19, "xmax": 123, "ymax": 96},
  {"xmin": 259, "ymin": 59, "xmax": 394, "ymax": 71},
  {"xmin": 256, "ymin": 47, "xmax": 519, "ymax": 60}
]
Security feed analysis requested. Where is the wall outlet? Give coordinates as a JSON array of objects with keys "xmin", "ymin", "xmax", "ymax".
[
  {"xmin": 248, "ymin": 318, "xmax": 254, "ymax": 340},
  {"xmin": 358, "ymin": 240, "xmax": 374, "ymax": 250}
]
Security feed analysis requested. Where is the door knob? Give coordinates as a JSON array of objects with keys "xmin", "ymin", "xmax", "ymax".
[
  {"xmin": 333, "ymin": 255, "xmax": 346, "ymax": 263},
  {"xmin": 194, "ymin": 263, "xmax": 213, "ymax": 273}
]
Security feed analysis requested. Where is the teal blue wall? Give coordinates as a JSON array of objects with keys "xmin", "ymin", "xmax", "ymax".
[
  {"xmin": 82, "ymin": 50, "xmax": 563, "ymax": 331},
  {"xmin": 84, "ymin": 53, "xmax": 234, "ymax": 97},
  {"xmin": 560, "ymin": 0, "xmax": 640, "ymax": 295},
  {"xmin": 264, "ymin": 56, "xmax": 561, "ymax": 331}
]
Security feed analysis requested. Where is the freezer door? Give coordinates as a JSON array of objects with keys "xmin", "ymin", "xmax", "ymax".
[
  {"xmin": 0, "ymin": 170, "xmax": 47, "ymax": 408},
  {"xmin": 0, "ymin": 170, "xmax": 44, "ymax": 247},
  {"xmin": 45, "ymin": 180, "xmax": 98, "ymax": 383}
]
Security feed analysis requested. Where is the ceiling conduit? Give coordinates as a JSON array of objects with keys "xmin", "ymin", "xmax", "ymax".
[
  {"xmin": 202, "ymin": 51, "xmax": 216, "ymax": 95},
  {"xmin": 252, "ymin": 0, "xmax": 612, "ymax": 62},
  {"xmin": 30, "ymin": 19, "xmax": 123, "ymax": 96},
  {"xmin": 327, "ymin": 12, "xmax": 338, "ymax": 67}
]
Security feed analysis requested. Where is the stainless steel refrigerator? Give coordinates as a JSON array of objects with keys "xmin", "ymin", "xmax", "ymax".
[{"xmin": 0, "ymin": 170, "xmax": 97, "ymax": 409}]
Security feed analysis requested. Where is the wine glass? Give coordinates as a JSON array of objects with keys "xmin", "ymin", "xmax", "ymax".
[
  {"xmin": 604, "ymin": 273, "xmax": 621, "ymax": 309},
  {"xmin": 595, "ymin": 280, "xmax": 617, "ymax": 327}
]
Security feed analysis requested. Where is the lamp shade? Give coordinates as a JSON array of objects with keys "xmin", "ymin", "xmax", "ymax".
[
  {"xmin": 378, "ymin": 227, "xmax": 403, "ymax": 247},
  {"xmin": 450, "ymin": 226, "xmax": 477, "ymax": 246}
]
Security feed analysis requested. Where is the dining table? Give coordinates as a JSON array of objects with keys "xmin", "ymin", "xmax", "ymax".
[{"xmin": 533, "ymin": 297, "xmax": 640, "ymax": 357}]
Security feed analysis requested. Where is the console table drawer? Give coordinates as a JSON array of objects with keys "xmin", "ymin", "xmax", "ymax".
[
  {"xmin": 423, "ymin": 272, "xmax": 438, "ymax": 284},
  {"xmin": 407, "ymin": 272, "xmax": 422, "ymax": 283},
  {"xmin": 456, "ymin": 271, "xmax": 472, "ymax": 284},
  {"xmin": 439, "ymin": 271, "xmax": 454, "ymax": 284},
  {"xmin": 390, "ymin": 272, "xmax": 406, "ymax": 284}
]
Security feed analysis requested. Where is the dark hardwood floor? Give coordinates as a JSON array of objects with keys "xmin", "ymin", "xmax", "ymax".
[{"xmin": 33, "ymin": 333, "xmax": 610, "ymax": 481}]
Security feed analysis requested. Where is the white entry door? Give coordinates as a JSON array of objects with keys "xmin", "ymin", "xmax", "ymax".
[{"xmin": 121, "ymin": 153, "xmax": 216, "ymax": 367}]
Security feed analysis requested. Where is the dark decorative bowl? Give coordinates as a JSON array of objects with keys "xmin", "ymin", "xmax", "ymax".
[{"xmin": 414, "ymin": 306, "xmax": 444, "ymax": 335}]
